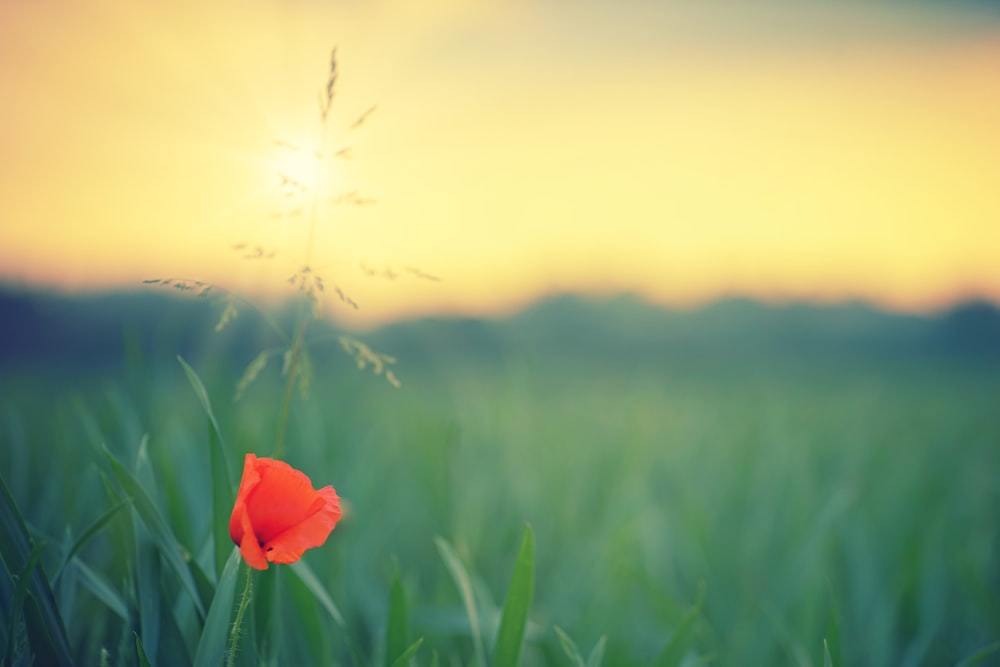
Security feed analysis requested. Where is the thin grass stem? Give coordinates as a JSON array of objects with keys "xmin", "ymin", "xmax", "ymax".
[{"xmin": 273, "ymin": 308, "xmax": 308, "ymax": 459}]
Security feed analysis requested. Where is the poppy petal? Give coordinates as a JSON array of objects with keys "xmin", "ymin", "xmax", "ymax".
[
  {"xmin": 238, "ymin": 507, "xmax": 269, "ymax": 570},
  {"xmin": 228, "ymin": 453, "xmax": 342, "ymax": 570},
  {"xmin": 229, "ymin": 453, "xmax": 263, "ymax": 545},
  {"xmin": 263, "ymin": 486, "xmax": 342, "ymax": 565},
  {"xmin": 245, "ymin": 458, "xmax": 325, "ymax": 543}
]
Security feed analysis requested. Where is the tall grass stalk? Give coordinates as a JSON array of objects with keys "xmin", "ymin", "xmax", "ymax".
[
  {"xmin": 273, "ymin": 313, "xmax": 308, "ymax": 459},
  {"xmin": 272, "ymin": 49, "xmax": 338, "ymax": 459}
]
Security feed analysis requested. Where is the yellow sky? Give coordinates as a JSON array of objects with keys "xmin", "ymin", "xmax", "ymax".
[{"xmin": 1, "ymin": 0, "xmax": 999, "ymax": 327}]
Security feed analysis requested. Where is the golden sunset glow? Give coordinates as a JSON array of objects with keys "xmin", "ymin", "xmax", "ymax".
[{"xmin": 2, "ymin": 0, "xmax": 999, "ymax": 328}]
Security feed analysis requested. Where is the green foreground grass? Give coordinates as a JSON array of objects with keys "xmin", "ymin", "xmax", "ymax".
[{"xmin": 2, "ymin": 349, "xmax": 999, "ymax": 666}]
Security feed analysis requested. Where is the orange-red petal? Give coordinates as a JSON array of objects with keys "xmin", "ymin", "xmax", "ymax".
[
  {"xmin": 229, "ymin": 453, "xmax": 263, "ymax": 546},
  {"xmin": 262, "ymin": 486, "xmax": 341, "ymax": 564},
  {"xmin": 238, "ymin": 505, "xmax": 268, "ymax": 570},
  {"xmin": 228, "ymin": 453, "xmax": 341, "ymax": 570}
]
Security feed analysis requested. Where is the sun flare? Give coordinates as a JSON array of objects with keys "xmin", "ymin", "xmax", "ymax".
[{"xmin": 270, "ymin": 139, "xmax": 344, "ymax": 201}]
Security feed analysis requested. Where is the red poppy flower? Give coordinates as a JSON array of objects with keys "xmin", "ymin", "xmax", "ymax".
[{"xmin": 229, "ymin": 453, "xmax": 342, "ymax": 570}]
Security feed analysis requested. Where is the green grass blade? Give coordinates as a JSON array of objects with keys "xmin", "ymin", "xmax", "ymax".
[
  {"xmin": 386, "ymin": 565, "xmax": 409, "ymax": 666},
  {"xmin": 435, "ymin": 537, "xmax": 487, "ymax": 667},
  {"xmin": 651, "ymin": 582, "xmax": 705, "ymax": 667},
  {"xmin": 178, "ymin": 355, "xmax": 234, "ymax": 579},
  {"xmin": 289, "ymin": 560, "xmax": 346, "ymax": 628},
  {"xmin": 189, "ymin": 556, "xmax": 219, "ymax": 624},
  {"xmin": 824, "ymin": 579, "xmax": 841, "ymax": 667},
  {"xmin": 73, "ymin": 558, "xmax": 130, "ymax": 622},
  {"xmin": 0, "ymin": 468, "xmax": 37, "ymax": 566},
  {"xmin": 208, "ymin": 422, "xmax": 234, "ymax": 579},
  {"xmin": 823, "ymin": 639, "xmax": 833, "ymax": 667},
  {"xmin": 492, "ymin": 523, "xmax": 535, "ymax": 667},
  {"xmin": 554, "ymin": 626, "xmax": 586, "ymax": 667},
  {"xmin": 252, "ymin": 567, "xmax": 276, "ymax": 662},
  {"xmin": 193, "ymin": 547, "xmax": 241, "ymax": 667},
  {"xmin": 135, "ymin": 632, "xmax": 154, "ymax": 667},
  {"xmin": 130, "ymin": 442, "xmax": 163, "ymax": 661},
  {"xmin": 288, "ymin": 560, "xmax": 367, "ymax": 664},
  {"xmin": 390, "ymin": 637, "xmax": 425, "ymax": 667},
  {"xmin": 104, "ymin": 444, "xmax": 206, "ymax": 618},
  {"xmin": 52, "ymin": 499, "xmax": 126, "ymax": 582},
  {"xmin": 956, "ymin": 641, "xmax": 1000, "ymax": 667},
  {"xmin": 5, "ymin": 543, "xmax": 43, "ymax": 667},
  {"xmin": 0, "ymin": 471, "xmax": 74, "ymax": 667},
  {"xmin": 133, "ymin": 523, "xmax": 162, "ymax": 663},
  {"xmin": 177, "ymin": 355, "xmax": 225, "ymax": 440},
  {"xmin": 586, "ymin": 636, "xmax": 607, "ymax": 667}
]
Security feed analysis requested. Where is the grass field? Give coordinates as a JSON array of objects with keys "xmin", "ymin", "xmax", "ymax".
[{"xmin": 2, "ymin": 315, "xmax": 999, "ymax": 666}]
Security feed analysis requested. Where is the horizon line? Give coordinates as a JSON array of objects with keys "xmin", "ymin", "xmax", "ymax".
[{"xmin": 2, "ymin": 278, "xmax": 998, "ymax": 331}]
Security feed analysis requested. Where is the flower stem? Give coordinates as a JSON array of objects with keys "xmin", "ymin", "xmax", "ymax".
[{"xmin": 228, "ymin": 564, "xmax": 254, "ymax": 666}]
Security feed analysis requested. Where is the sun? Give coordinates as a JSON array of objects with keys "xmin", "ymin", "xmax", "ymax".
[{"xmin": 271, "ymin": 138, "xmax": 329, "ymax": 199}]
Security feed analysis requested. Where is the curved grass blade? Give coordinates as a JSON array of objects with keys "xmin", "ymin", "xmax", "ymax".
[
  {"xmin": 652, "ymin": 582, "xmax": 705, "ymax": 667},
  {"xmin": 956, "ymin": 640, "xmax": 1000, "ymax": 667},
  {"xmin": 73, "ymin": 558, "xmax": 129, "ymax": 622},
  {"xmin": 554, "ymin": 626, "xmax": 586, "ymax": 667},
  {"xmin": 178, "ymin": 355, "xmax": 234, "ymax": 579},
  {"xmin": 289, "ymin": 560, "xmax": 366, "ymax": 664},
  {"xmin": 104, "ymin": 445, "xmax": 206, "ymax": 618},
  {"xmin": 135, "ymin": 632, "xmax": 154, "ymax": 667},
  {"xmin": 52, "ymin": 499, "xmax": 126, "ymax": 582},
  {"xmin": 5, "ymin": 543, "xmax": 43, "ymax": 667},
  {"xmin": 177, "ymin": 355, "xmax": 224, "ymax": 441},
  {"xmin": 435, "ymin": 537, "xmax": 487, "ymax": 667},
  {"xmin": 824, "ymin": 579, "xmax": 841, "ymax": 667},
  {"xmin": 193, "ymin": 547, "xmax": 241, "ymax": 667},
  {"xmin": 492, "ymin": 523, "xmax": 535, "ymax": 667},
  {"xmin": 390, "ymin": 637, "xmax": 425, "ymax": 667},
  {"xmin": 289, "ymin": 559, "xmax": 346, "ymax": 628},
  {"xmin": 133, "ymin": 524, "xmax": 162, "ymax": 663},
  {"xmin": 207, "ymin": 424, "xmax": 234, "ymax": 579},
  {"xmin": 586, "ymin": 636, "xmax": 607, "ymax": 667},
  {"xmin": 0, "ymin": 471, "xmax": 74, "ymax": 667},
  {"xmin": 386, "ymin": 566, "xmax": 409, "ymax": 667}
]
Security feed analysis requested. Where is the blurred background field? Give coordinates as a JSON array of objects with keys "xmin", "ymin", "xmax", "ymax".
[{"xmin": 2, "ymin": 288, "xmax": 998, "ymax": 665}]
